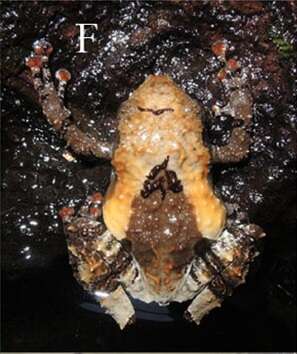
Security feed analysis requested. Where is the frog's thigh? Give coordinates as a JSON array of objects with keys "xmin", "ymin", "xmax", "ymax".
[
  {"xmin": 63, "ymin": 196, "xmax": 136, "ymax": 329},
  {"xmin": 67, "ymin": 225, "xmax": 135, "ymax": 329},
  {"xmin": 185, "ymin": 224, "xmax": 264, "ymax": 324}
]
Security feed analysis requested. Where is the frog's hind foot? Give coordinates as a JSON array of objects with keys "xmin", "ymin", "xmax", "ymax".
[
  {"xmin": 100, "ymin": 286, "xmax": 136, "ymax": 330},
  {"xmin": 26, "ymin": 39, "xmax": 113, "ymax": 160}
]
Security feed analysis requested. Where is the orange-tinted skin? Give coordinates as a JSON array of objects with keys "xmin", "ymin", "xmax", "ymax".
[{"xmin": 102, "ymin": 75, "xmax": 226, "ymax": 297}]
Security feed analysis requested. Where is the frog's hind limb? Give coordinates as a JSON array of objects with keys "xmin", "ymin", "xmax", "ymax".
[
  {"xmin": 182, "ymin": 221, "xmax": 265, "ymax": 324},
  {"xmin": 25, "ymin": 39, "xmax": 113, "ymax": 160},
  {"xmin": 59, "ymin": 193, "xmax": 135, "ymax": 329}
]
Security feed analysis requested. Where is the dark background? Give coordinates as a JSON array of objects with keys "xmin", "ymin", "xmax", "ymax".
[{"xmin": 1, "ymin": 1, "xmax": 296, "ymax": 351}]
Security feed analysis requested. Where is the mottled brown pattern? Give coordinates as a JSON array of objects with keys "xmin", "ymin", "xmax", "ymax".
[{"xmin": 127, "ymin": 189, "xmax": 201, "ymax": 294}]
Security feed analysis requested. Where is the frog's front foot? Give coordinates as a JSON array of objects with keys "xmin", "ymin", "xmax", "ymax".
[
  {"xmin": 26, "ymin": 39, "xmax": 114, "ymax": 160},
  {"xmin": 209, "ymin": 40, "xmax": 253, "ymax": 163},
  {"xmin": 59, "ymin": 192, "xmax": 135, "ymax": 329}
]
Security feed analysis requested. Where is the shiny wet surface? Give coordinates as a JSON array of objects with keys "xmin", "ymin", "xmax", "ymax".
[
  {"xmin": 127, "ymin": 189, "xmax": 200, "ymax": 297},
  {"xmin": 2, "ymin": 253, "xmax": 296, "ymax": 351},
  {"xmin": 1, "ymin": 0, "xmax": 296, "ymax": 351}
]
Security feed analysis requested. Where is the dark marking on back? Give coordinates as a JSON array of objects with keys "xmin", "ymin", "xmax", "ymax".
[
  {"xmin": 141, "ymin": 156, "xmax": 183, "ymax": 199},
  {"xmin": 138, "ymin": 106, "xmax": 174, "ymax": 116}
]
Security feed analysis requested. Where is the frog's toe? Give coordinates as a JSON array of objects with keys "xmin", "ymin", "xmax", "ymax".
[
  {"xmin": 76, "ymin": 192, "xmax": 104, "ymax": 220},
  {"xmin": 58, "ymin": 206, "xmax": 75, "ymax": 223},
  {"xmin": 33, "ymin": 39, "xmax": 53, "ymax": 58},
  {"xmin": 26, "ymin": 39, "xmax": 114, "ymax": 160},
  {"xmin": 55, "ymin": 68, "xmax": 71, "ymax": 100}
]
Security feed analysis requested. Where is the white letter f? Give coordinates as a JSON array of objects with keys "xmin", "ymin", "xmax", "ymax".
[{"xmin": 76, "ymin": 23, "xmax": 98, "ymax": 53}]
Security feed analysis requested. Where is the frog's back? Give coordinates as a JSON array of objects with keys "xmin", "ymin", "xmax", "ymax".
[
  {"xmin": 117, "ymin": 75, "xmax": 205, "ymax": 162},
  {"xmin": 103, "ymin": 76, "xmax": 226, "ymax": 294}
]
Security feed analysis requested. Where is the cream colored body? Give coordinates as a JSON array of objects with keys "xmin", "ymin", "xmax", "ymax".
[
  {"xmin": 27, "ymin": 39, "xmax": 263, "ymax": 330},
  {"xmin": 103, "ymin": 75, "xmax": 226, "ymax": 240}
]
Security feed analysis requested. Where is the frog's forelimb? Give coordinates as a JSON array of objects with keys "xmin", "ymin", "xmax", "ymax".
[
  {"xmin": 210, "ymin": 40, "xmax": 253, "ymax": 164},
  {"xmin": 210, "ymin": 89, "xmax": 253, "ymax": 164},
  {"xmin": 25, "ymin": 39, "xmax": 113, "ymax": 160}
]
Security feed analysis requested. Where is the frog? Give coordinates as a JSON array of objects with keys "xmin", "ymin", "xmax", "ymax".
[{"xmin": 25, "ymin": 39, "xmax": 265, "ymax": 329}]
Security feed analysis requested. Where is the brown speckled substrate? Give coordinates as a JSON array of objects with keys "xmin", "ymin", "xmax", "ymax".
[{"xmin": 1, "ymin": 0, "xmax": 296, "ymax": 351}]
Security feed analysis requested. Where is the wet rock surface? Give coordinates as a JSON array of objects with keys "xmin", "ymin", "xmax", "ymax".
[{"xmin": 1, "ymin": 1, "xmax": 296, "ymax": 351}]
